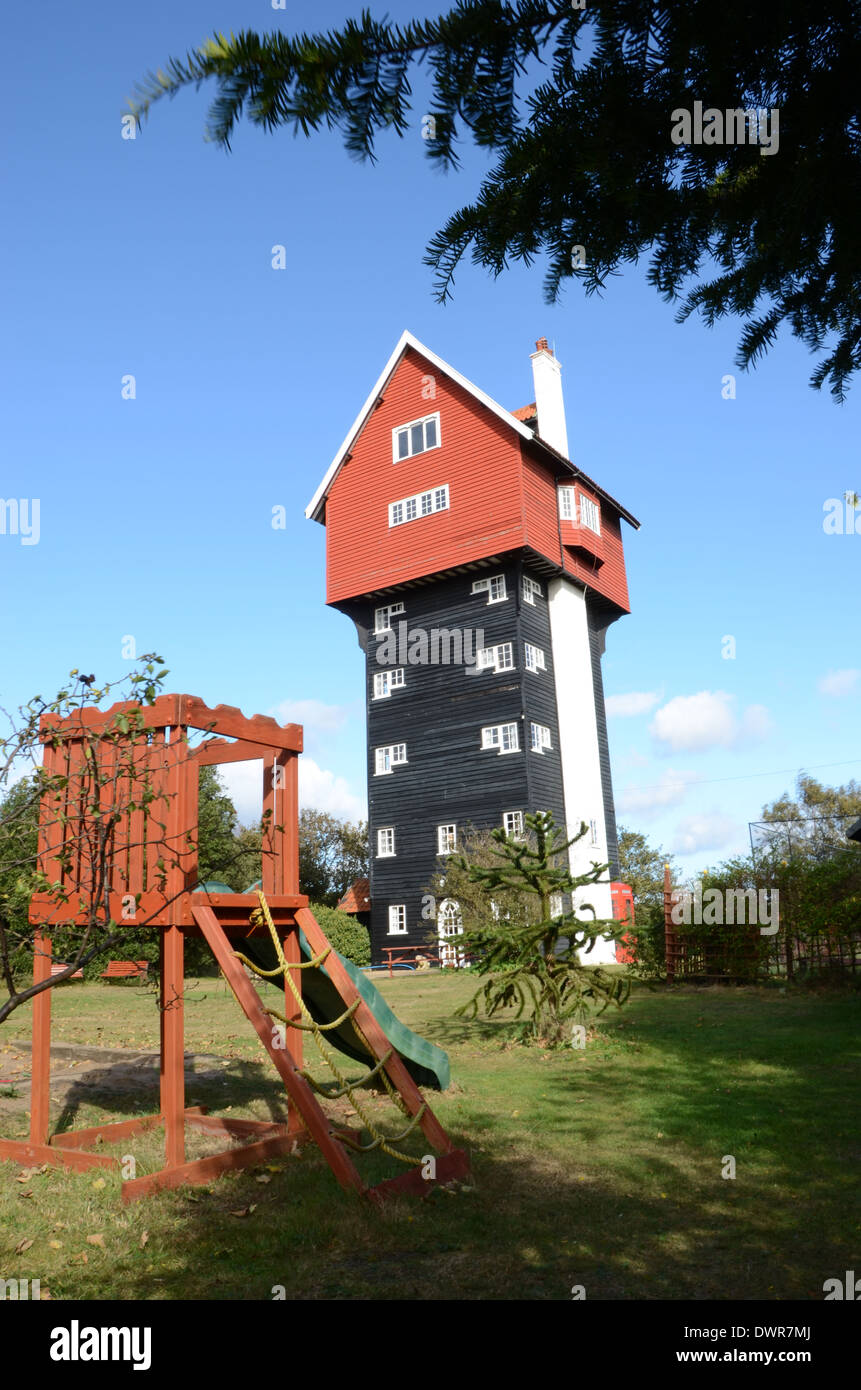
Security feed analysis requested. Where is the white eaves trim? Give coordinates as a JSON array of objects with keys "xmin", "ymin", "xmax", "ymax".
[{"xmin": 305, "ymin": 329, "xmax": 535, "ymax": 522}]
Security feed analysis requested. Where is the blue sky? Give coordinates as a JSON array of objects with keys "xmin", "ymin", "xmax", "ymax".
[{"xmin": 1, "ymin": 0, "xmax": 858, "ymax": 877}]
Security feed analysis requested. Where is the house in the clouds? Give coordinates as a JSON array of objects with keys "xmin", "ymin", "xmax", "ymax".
[{"xmin": 306, "ymin": 332, "xmax": 639, "ymax": 965}]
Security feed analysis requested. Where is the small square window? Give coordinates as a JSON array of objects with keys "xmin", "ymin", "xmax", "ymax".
[
  {"xmin": 525, "ymin": 643, "xmax": 546, "ymax": 673},
  {"xmin": 388, "ymin": 905, "xmax": 407, "ymax": 935},
  {"xmin": 472, "ymin": 574, "xmax": 506, "ymax": 604},
  {"xmin": 558, "ymin": 486, "xmax": 576, "ymax": 521},
  {"xmin": 522, "ymin": 576, "xmax": 543, "ymax": 605},
  {"xmin": 530, "ymin": 723, "xmax": 552, "ymax": 753},
  {"xmin": 377, "ymin": 828, "xmax": 396, "ymax": 857},
  {"xmin": 374, "ymin": 602, "xmax": 404, "ymax": 634},
  {"xmin": 437, "ymin": 824, "xmax": 457, "ymax": 855},
  {"xmin": 392, "ymin": 413, "xmax": 441, "ymax": 463},
  {"xmin": 503, "ymin": 811, "xmax": 524, "ymax": 838}
]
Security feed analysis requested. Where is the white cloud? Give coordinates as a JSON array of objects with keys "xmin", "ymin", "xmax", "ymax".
[
  {"xmin": 649, "ymin": 691, "xmax": 772, "ymax": 753},
  {"xmin": 606, "ymin": 691, "xmax": 661, "ymax": 718},
  {"xmin": 617, "ymin": 768, "xmax": 700, "ymax": 816},
  {"xmin": 219, "ymin": 756, "xmax": 365, "ymax": 827},
  {"xmin": 299, "ymin": 758, "xmax": 366, "ymax": 821},
  {"xmin": 269, "ymin": 699, "xmax": 351, "ymax": 747},
  {"xmin": 672, "ymin": 812, "xmax": 738, "ymax": 856},
  {"xmin": 818, "ymin": 669, "xmax": 860, "ymax": 697}
]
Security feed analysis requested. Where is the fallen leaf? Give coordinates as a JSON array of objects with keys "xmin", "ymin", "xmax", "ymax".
[
  {"xmin": 71, "ymin": 1252, "xmax": 89, "ymax": 1265},
  {"xmin": 48, "ymin": 1240, "xmax": 62, "ymax": 1250},
  {"xmin": 229, "ymin": 1204, "xmax": 257, "ymax": 1218},
  {"xmin": 15, "ymin": 1238, "xmax": 34, "ymax": 1254},
  {"xmin": 40, "ymin": 1289, "xmax": 52, "ymax": 1300},
  {"xmin": 140, "ymin": 1231, "xmax": 149, "ymax": 1250},
  {"xmin": 92, "ymin": 1178, "xmax": 106, "ymax": 1190},
  {"xmin": 255, "ymin": 1174, "xmax": 271, "ymax": 1184},
  {"xmin": 86, "ymin": 1234, "xmax": 105, "ymax": 1248},
  {"xmin": 19, "ymin": 1190, "xmax": 33, "ymax": 1199}
]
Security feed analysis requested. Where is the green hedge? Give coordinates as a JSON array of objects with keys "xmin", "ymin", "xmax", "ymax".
[{"xmin": 309, "ymin": 902, "xmax": 371, "ymax": 966}]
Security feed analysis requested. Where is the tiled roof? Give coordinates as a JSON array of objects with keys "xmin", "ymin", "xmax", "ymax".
[
  {"xmin": 511, "ymin": 403, "xmax": 537, "ymax": 421},
  {"xmin": 337, "ymin": 878, "xmax": 371, "ymax": 913}
]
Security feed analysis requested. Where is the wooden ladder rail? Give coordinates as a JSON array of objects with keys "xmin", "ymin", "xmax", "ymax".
[
  {"xmin": 192, "ymin": 902, "xmax": 365, "ymax": 1194},
  {"xmin": 295, "ymin": 906, "xmax": 454, "ymax": 1156}
]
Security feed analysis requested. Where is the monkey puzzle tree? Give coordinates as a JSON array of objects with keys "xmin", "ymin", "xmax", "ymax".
[
  {"xmin": 130, "ymin": 2, "xmax": 861, "ymax": 398},
  {"xmin": 446, "ymin": 810, "xmax": 629, "ymax": 1046}
]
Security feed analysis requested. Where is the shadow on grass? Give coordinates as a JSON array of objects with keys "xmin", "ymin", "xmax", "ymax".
[{"xmin": 52, "ymin": 1055, "xmax": 291, "ymax": 1136}]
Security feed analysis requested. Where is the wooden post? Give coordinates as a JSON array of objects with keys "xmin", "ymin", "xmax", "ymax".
[
  {"xmin": 160, "ymin": 925, "xmax": 185, "ymax": 1167},
  {"xmin": 30, "ymin": 930, "xmax": 52, "ymax": 1145}
]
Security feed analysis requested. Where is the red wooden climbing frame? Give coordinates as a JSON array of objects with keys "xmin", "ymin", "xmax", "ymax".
[{"xmin": 0, "ymin": 694, "xmax": 467, "ymax": 1201}]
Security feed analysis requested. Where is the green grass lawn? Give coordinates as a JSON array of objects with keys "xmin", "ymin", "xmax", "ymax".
[{"xmin": 1, "ymin": 972, "xmax": 858, "ymax": 1300}]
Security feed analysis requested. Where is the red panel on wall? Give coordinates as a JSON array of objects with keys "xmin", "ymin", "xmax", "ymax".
[
  {"xmin": 323, "ymin": 344, "xmax": 631, "ymax": 614},
  {"xmin": 325, "ymin": 348, "xmax": 526, "ymax": 604}
]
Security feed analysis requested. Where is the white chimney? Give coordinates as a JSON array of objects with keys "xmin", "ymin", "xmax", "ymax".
[{"xmin": 530, "ymin": 337, "xmax": 569, "ymax": 459}]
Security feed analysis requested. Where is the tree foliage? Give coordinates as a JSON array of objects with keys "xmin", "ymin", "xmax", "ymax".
[
  {"xmin": 446, "ymin": 811, "xmax": 629, "ymax": 1045},
  {"xmin": 0, "ymin": 660, "xmax": 174, "ymax": 1021},
  {"xmin": 297, "ymin": 808, "xmax": 369, "ymax": 906},
  {"xmin": 131, "ymin": 2, "xmax": 861, "ymax": 397}
]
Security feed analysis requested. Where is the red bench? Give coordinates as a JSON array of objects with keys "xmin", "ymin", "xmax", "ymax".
[
  {"xmin": 100, "ymin": 960, "xmax": 149, "ymax": 983},
  {"xmin": 50, "ymin": 962, "xmax": 84, "ymax": 981}
]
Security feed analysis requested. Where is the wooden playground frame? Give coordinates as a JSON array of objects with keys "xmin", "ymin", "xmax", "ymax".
[{"xmin": 0, "ymin": 694, "xmax": 468, "ymax": 1202}]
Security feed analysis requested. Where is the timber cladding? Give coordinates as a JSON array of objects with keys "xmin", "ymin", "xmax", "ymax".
[{"xmin": 364, "ymin": 563, "xmax": 567, "ymax": 957}]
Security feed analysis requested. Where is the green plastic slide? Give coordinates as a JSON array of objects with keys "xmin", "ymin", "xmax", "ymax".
[{"xmin": 194, "ymin": 883, "xmax": 450, "ymax": 1091}]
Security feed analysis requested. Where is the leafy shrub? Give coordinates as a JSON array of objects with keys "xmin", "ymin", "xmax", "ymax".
[{"xmin": 309, "ymin": 901, "xmax": 371, "ymax": 966}]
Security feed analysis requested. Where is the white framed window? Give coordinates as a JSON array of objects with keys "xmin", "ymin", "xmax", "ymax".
[
  {"xmin": 579, "ymin": 494, "xmax": 601, "ymax": 535},
  {"xmin": 524, "ymin": 642, "xmax": 546, "ymax": 673},
  {"xmin": 388, "ymin": 904, "xmax": 407, "ymax": 935},
  {"xmin": 550, "ymin": 893, "xmax": 564, "ymax": 918},
  {"xmin": 374, "ymin": 743, "xmax": 408, "ymax": 775},
  {"xmin": 558, "ymin": 486, "xmax": 576, "ymax": 521},
  {"xmin": 530, "ymin": 722, "xmax": 552, "ymax": 753},
  {"xmin": 373, "ymin": 668, "xmax": 405, "ymax": 698},
  {"xmin": 476, "ymin": 641, "xmax": 514, "ymax": 673},
  {"xmin": 377, "ymin": 827, "xmax": 396, "ymax": 857},
  {"xmin": 482, "ymin": 722, "xmax": 520, "ymax": 754},
  {"xmin": 392, "ymin": 413, "xmax": 440, "ymax": 463},
  {"xmin": 503, "ymin": 810, "xmax": 524, "ymax": 838},
  {"xmin": 590, "ymin": 818, "xmax": 599, "ymax": 846},
  {"xmin": 437, "ymin": 823, "xmax": 457, "ymax": 855},
  {"xmin": 471, "ymin": 573, "xmax": 507, "ymax": 604},
  {"xmin": 522, "ymin": 575, "xmax": 543, "ymax": 605},
  {"xmin": 374, "ymin": 601, "xmax": 405, "ymax": 634},
  {"xmin": 389, "ymin": 484, "xmax": 449, "ymax": 528},
  {"xmin": 438, "ymin": 898, "xmax": 465, "ymax": 967}
]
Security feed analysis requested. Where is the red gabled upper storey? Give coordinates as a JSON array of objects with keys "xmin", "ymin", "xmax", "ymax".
[{"xmin": 306, "ymin": 332, "xmax": 639, "ymax": 613}]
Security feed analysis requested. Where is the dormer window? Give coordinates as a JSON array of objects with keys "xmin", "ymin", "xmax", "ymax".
[
  {"xmin": 579, "ymin": 494, "xmax": 601, "ymax": 535},
  {"xmin": 558, "ymin": 486, "xmax": 601, "ymax": 535},
  {"xmin": 393, "ymin": 413, "xmax": 440, "ymax": 462}
]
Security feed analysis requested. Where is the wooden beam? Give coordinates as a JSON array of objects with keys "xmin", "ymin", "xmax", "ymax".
[
  {"xmin": 296, "ymin": 907, "xmax": 453, "ymax": 1155},
  {"xmin": 121, "ymin": 1131, "xmax": 309, "ymax": 1202},
  {"xmin": 192, "ymin": 903, "xmax": 364, "ymax": 1195},
  {"xmin": 178, "ymin": 698, "xmax": 303, "ymax": 753},
  {"xmin": 194, "ymin": 740, "xmax": 281, "ymax": 767},
  {"xmin": 50, "ymin": 1114, "xmax": 164, "ymax": 1149},
  {"xmin": 30, "ymin": 930, "xmax": 52, "ymax": 1146},
  {"xmin": 160, "ymin": 925, "xmax": 185, "ymax": 1168},
  {"xmin": 367, "ymin": 1148, "xmax": 471, "ymax": 1204},
  {"xmin": 0, "ymin": 1139, "xmax": 117, "ymax": 1173}
]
